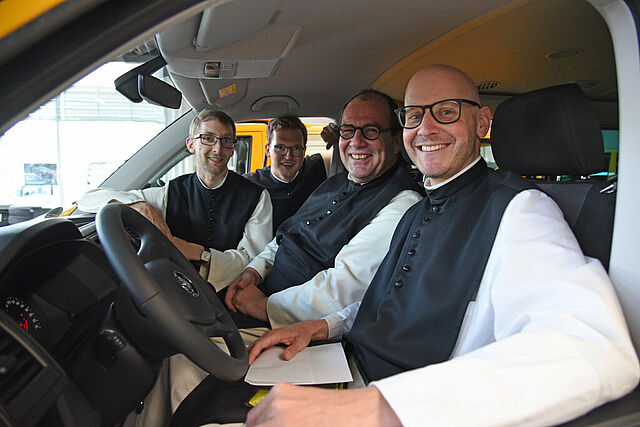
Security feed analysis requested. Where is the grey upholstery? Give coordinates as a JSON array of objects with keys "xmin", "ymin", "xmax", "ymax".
[{"xmin": 491, "ymin": 84, "xmax": 614, "ymax": 269}]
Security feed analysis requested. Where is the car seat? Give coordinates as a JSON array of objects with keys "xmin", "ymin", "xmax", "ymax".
[{"xmin": 491, "ymin": 83, "xmax": 615, "ymax": 270}]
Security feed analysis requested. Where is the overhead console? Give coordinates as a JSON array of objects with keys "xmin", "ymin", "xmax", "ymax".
[{"xmin": 157, "ymin": 0, "xmax": 301, "ymax": 110}]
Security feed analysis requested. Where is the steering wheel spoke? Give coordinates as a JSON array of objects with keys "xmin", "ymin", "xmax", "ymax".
[
  {"xmin": 202, "ymin": 317, "xmax": 237, "ymax": 338},
  {"xmin": 137, "ymin": 238, "xmax": 168, "ymax": 264}
]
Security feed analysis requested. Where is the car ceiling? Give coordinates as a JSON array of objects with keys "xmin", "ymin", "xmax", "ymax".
[
  {"xmin": 0, "ymin": 0, "xmax": 617, "ymax": 134},
  {"xmin": 152, "ymin": 0, "xmax": 616, "ymax": 126}
]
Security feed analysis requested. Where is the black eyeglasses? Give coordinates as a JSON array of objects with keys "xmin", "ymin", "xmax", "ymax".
[
  {"xmin": 272, "ymin": 144, "xmax": 305, "ymax": 157},
  {"xmin": 194, "ymin": 133, "xmax": 237, "ymax": 149},
  {"xmin": 395, "ymin": 99, "xmax": 481, "ymax": 128},
  {"xmin": 338, "ymin": 125, "xmax": 391, "ymax": 141}
]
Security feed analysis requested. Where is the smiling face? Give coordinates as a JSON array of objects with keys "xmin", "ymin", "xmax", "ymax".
[
  {"xmin": 339, "ymin": 96, "xmax": 401, "ymax": 184},
  {"xmin": 267, "ymin": 128, "xmax": 306, "ymax": 182},
  {"xmin": 186, "ymin": 118, "xmax": 235, "ymax": 187},
  {"xmin": 403, "ymin": 65, "xmax": 491, "ymax": 186}
]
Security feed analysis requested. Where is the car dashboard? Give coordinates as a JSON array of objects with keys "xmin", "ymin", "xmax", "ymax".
[{"xmin": 0, "ymin": 216, "xmax": 156, "ymax": 427}]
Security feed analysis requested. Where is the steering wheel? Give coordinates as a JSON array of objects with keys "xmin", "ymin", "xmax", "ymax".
[{"xmin": 96, "ymin": 203, "xmax": 248, "ymax": 381}]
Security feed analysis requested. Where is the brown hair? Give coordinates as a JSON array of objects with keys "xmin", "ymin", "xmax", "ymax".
[
  {"xmin": 267, "ymin": 116, "xmax": 308, "ymax": 146},
  {"xmin": 189, "ymin": 109, "xmax": 236, "ymax": 138}
]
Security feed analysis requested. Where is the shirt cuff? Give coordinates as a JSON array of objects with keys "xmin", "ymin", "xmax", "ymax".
[
  {"xmin": 266, "ymin": 296, "xmax": 294, "ymax": 329},
  {"xmin": 246, "ymin": 257, "xmax": 272, "ymax": 279},
  {"xmin": 323, "ymin": 312, "xmax": 347, "ymax": 339}
]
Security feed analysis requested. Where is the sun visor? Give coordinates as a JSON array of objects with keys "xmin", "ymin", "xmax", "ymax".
[
  {"xmin": 160, "ymin": 25, "xmax": 301, "ymax": 80},
  {"xmin": 195, "ymin": 0, "xmax": 281, "ymax": 50},
  {"xmin": 157, "ymin": 0, "xmax": 301, "ymax": 80}
]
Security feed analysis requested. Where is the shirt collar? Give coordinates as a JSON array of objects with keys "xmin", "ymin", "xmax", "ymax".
[
  {"xmin": 346, "ymin": 173, "xmax": 369, "ymax": 186},
  {"xmin": 346, "ymin": 160, "xmax": 400, "ymax": 186},
  {"xmin": 424, "ymin": 156, "xmax": 482, "ymax": 191},
  {"xmin": 271, "ymin": 168, "xmax": 300, "ymax": 184},
  {"xmin": 196, "ymin": 170, "xmax": 228, "ymax": 190},
  {"xmin": 424, "ymin": 156, "xmax": 486, "ymax": 200}
]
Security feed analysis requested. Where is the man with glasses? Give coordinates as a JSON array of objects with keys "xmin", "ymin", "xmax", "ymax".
[
  {"xmin": 78, "ymin": 109, "xmax": 272, "ymax": 290},
  {"xmin": 224, "ymin": 89, "xmax": 424, "ymax": 329},
  {"xmin": 245, "ymin": 116, "xmax": 328, "ymax": 234},
  {"xmin": 243, "ymin": 65, "xmax": 639, "ymax": 426}
]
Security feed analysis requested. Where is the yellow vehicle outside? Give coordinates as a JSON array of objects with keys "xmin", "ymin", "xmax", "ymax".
[{"xmin": 237, "ymin": 121, "xmax": 331, "ymax": 173}]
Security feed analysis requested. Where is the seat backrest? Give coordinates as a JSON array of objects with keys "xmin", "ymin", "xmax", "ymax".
[{"xmin": 491, "ymin": 84, "xmax": 614, "ymax": 269}]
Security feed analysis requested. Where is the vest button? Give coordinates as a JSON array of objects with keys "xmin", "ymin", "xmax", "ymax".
[
  {"xmin": 423, "ymin": 216, "xmax": 430, "ymax": 223},
  {"xmin": 317, "ymin": 216, "xmax": 323, "ymax": 220},
  {"xmin": 209, "ymin": 208, "xmax": 214, "ymax": 213},
  {"xmin": 402, "ymin": 264, "xmax": 411, "ymax": 272},
  {"xmin": 431, "ymin": 206, "xmax": 439, "ymax": 213},
  {"xmin": 332, "ymin": 200, "xmax": 338, "ymax": 204},
  {"xmin": 305, "ymin": 220, "xmax": 311, "ymax": 226},
  {"xmin": 210, "ymin": 197, "xmax": 215, "ymax": 202},
  {"xmin": 340, "ymin": 192, "xmax": 347, "ymax": 196},
  {"xmin": 208, "ymin": 228, "xmax": 212, "ymax": 232},
  {"xmin": 412, "ymin": 230, "xmax": 420, "ymax": 238},
  {"xmin": 407, "ymin": 249, "xmax": 416, "ymax": 256},
  {"xmin": 393, "ymin": 280, "xmax": 403, "ymax": 288},
  {"xmin": 326, "ymin": 210, "xmax": 332, "ymax": 215},
  {"xmin": 208, "ymin": 217, "xmax": 213, "ymax": 221}
]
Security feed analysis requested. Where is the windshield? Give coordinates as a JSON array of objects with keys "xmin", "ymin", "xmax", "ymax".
[{"xmin": 0, "ymin": 61, "xmax": 181, "ymax": 225}]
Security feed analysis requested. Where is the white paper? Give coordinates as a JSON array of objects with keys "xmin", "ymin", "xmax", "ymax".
[{"xmin": 245, "ymin": 342, "xmax": 353, "ymax": 386}]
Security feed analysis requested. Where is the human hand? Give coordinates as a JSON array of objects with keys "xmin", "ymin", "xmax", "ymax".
[
  {"xmin": 245, "ymin": 383, "xmax": 402, "ymax": 427},
  {"xmin": 230, "ymin": 284, "xmax": 268, "ymax": 321},
  {"xmin": 321, "ymin": 123, "xmax": 339, "ymax": 149},
  {"xmin": 225, "ymin": 268, "xmax": 262, "ymax": 311},
  {"xmin": 247, "ymin": 319, "xmax": 329, "ymax": 364},
  {"xmin": 169, "ymin": 235, "xmax": 205, "ymax": 262},
  {"xmin": 129, "ymin": 202, "xmax": 172, "ymax": 237},
  {"xmin": 128, "ymin": 202, "xmax": 204, "ymax": 261}
]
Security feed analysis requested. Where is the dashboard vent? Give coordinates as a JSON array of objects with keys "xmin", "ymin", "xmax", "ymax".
[
  {"xmin": 0, "ymin": 328, "xmax": 43, "ymax": 407},
  {"xmin": 0, "ymin": 312, "xmax": 67, "ymax": 427}
]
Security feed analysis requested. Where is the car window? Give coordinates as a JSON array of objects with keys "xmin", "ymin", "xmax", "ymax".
[{"xmin": 0, "ymin": 61, "xmax": 181, "ymax": 225}]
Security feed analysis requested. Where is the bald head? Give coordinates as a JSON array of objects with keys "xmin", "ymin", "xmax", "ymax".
[
  {"xmin": 402, "ymin": 65, "xmax": 491, "ymax": 186},
  {"xmin": 405, "ymin": 64, "xmax": 480, "ymax": 106}
]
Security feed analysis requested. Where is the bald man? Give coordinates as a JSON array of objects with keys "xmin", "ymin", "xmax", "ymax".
[{"xmin": 244, "ymin": 65, "xmax": 639, "ymax": 426}]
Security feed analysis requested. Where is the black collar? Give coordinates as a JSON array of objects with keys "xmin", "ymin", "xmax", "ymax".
[{"xmin": 426, "ymin": 159, "xmax": 488, "ymax": 201}]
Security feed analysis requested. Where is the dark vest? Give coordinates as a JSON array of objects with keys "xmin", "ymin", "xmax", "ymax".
[
  {"xmin": 165, "ymin": 172, "xmax": 263, "ymax": 251},
  {"xmin": 261, "ymin": 161, "xmax": 425, "ymax": 295},
  {"xmin": 348, "ymin": 160, "xmax": 535, "ymax": 382},
  {"xmin": 244, "ymin": 153, "xmax": 326, "ymax": 234}
]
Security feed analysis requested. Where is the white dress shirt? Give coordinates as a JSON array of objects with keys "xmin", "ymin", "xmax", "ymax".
[
  {"xmin": 246, "ymin": 189, "xmax": 424, "ymax": 329},
  {"xmin": 323, "ymin": 189, "xmax": 639, "ymax": 426}
]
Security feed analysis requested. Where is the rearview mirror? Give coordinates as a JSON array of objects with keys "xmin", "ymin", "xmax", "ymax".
[
  {"xmin": 115, "ymin": 55, "xmax": 182, "ymax": 109},
  {"xmin": 138, "ymin": 74, "xmax": 182, "ymax": 109}
]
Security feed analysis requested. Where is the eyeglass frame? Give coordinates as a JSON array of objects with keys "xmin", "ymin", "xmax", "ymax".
[
  {"xmin": 337, "ymin": 124, "xmax": 392, "ymax": 141},
  {"xmin": 270, "ymin": 144, "xmax": 306, "ymax": 157},
  {"xmin": 193, "ymin": 133, "xmax": 238, "ymax": 149},
  {"xmin": 394, "ymin": 99, "xmax": 481, "ymax": 128}
]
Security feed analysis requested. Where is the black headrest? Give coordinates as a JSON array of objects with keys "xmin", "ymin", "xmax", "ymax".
[{"xmin": 491, "ymin": 84, "xmax": 607, "ymax": 176}]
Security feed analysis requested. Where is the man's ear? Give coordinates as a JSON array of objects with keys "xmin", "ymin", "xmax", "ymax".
[
  {"xmin": 186, "ymin": 137, "xmax": 196, "ymax": 154},
  {"xmin": 265, "ymin": 143, "xmax": 271, "ymax": 159},
  {"xmin": 476, "ymin": 106, "xmax": 492, "ymax": 139}
]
